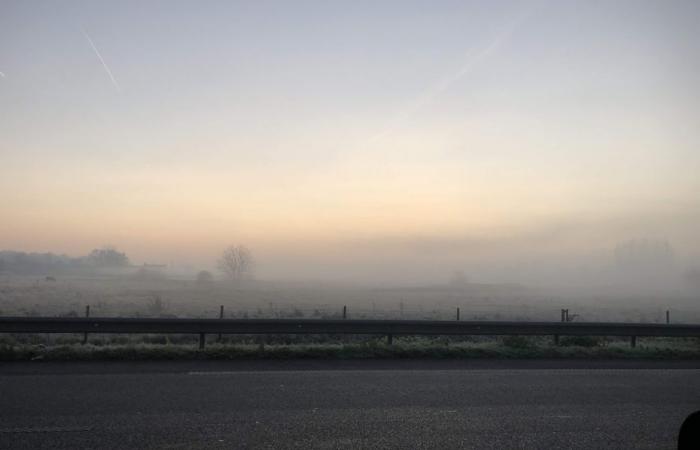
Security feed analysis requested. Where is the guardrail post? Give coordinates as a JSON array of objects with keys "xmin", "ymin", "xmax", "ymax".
[
  {"xmin": 199, "ymin": 333, "xmax": 206, "ymax": 349},
  {"xmin": 631, "ymin": 335, "xmax": 637, "ymax": 348},
  {"xmin": 82, "ymin": 305, "xmax": 90, "ymax": 345},
  {"xmin": 218, "ymin": 305, "xmax": 224, "ymax": 342},
  {"xmin": 666, "ymin": 310, "xmax": 670, "ymax": 324},
  {"xmin": 387, "ymin": 334, "xmax": 393, "ymax": 345},
  {"xmin": 554, "ymin": 334, "xmax": 559, "ymax": 346},
  {"xmin": 456, "ymin": 307, "xmax": 460, "ymax": 321},
  {"xmin": 343, "ymin": 305, "xmax": 347, "ymax": 319}
]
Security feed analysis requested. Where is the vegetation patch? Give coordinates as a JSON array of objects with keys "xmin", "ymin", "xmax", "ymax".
[
  {"xmin": 558, "ymin": 336, "xmax": 603, "ymax": 347},
  {"xmin": 2, "ymin": 337, "xmax": 700, "ymax": 362},
  {"xmin": 501, "ymin": 335, "xmax": 536, "ymax": 349}
]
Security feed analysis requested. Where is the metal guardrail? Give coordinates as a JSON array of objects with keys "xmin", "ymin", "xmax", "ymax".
[{"xmin": 1, "ymin": 317, "xmax": 699, "ymax": 348}]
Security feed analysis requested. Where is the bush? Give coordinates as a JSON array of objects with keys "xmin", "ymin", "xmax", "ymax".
[
  {"xmin": 559, "ymin": 336, "xmax": 601, "ymax": 347},
  {"xmin": 2, "ymin": 339, "xmax": 700, "ymax": 361},
  {"xmin": 501, "ymin": 335, "xmax": 534, "ymax": 349}
]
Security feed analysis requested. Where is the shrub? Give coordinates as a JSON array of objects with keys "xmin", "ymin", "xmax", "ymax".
[
  {"xmin": 501, "ymin": 335, "xmax": 534, "ymax": 349},
  {"xmin": 559, "ymin": 336, "xmax": 601, "ymax": 347}
]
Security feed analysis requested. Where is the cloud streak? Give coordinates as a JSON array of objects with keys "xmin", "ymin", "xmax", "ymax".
[
  {"xmin": 366, "ymin": 6, "xmax": 539, "ymax": 145},
  {"xmin": 82, "ymin": 29, "xmax": 121, "ymax": 92}
]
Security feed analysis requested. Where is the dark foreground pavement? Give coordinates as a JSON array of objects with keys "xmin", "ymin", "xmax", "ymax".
[{"xmin": 1, "ymin": 359, "xmax": 699, "ymax": 449}]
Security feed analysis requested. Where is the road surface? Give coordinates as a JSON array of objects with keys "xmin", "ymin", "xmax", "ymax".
[{"xmin": 1, "ymin": 360, "xmax": 699, "ymax": 449}]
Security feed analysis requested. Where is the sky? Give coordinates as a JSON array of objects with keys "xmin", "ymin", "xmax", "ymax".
[{"xmin": 1, "ymin": 0, "xmax": 699, "ymax": 284}]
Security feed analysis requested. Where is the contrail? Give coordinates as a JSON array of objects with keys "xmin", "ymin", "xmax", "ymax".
[
  {"xmin": 367, "ymin": 37, "xmax": 504, "ymax": 144},
  {"xmin": 366, "ymin": 4, "xmax": 540, "ymax": 145},
  {"xmin": 82, "ymin": 29, "xmax": 121, "ymax": 92}
]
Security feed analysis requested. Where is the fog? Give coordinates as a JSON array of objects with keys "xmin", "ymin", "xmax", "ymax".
[
  {"xmin": 251, "ymin": 209, "xmax": 698, "ymax": 288},
  {"xmin": 2, "ymin": 211, "xmax": 700, "ymax": 295},
  {"xmin": 2, "ymin": 1, "xmax": 700, "ymax": 302}
]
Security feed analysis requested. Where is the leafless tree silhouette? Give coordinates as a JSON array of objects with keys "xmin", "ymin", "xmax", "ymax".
[{"xmin": 218, "ymin": 245, "xmax": 255, "ymax": 280}]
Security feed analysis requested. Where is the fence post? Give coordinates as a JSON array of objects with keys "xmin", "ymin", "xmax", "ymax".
[
  {"xmin": 560, "ymin": 309, "xmax": 565, "ymax": 322},
  {"xmin": 218, "ymin": 305, "xmax": 224, "ymax": 342},
  {"xmin": 343, "ymin": 305, "xmax": 347, "ymax": 319},
  {"xmin": 82, "ymin": 305, "xmax": 90, "ymax": 345},
  {"xmin": 456, "ymin": 307, "xmax": 460, "ymax": 321},
  {"xmin": 666, "ymin": 310, "xmax": 670, "ymax": 324},
  {"xmin": 387, "ymin": 334, "xmax": 393, "ymax": 345},
  {"xmin": 199, "ymin": 333, "xmax": 206, "ymax": 349},
  {"xmin": 631, "ymin": 335, "xmax": 637, "ymax": 348}
]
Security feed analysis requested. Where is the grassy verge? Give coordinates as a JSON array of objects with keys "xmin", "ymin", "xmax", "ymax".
[{"xmin": 2, "ymin": 338, "xmax": 700, "ymax": 361}]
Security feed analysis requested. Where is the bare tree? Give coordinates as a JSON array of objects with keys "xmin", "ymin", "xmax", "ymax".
[{"xmin": 218, "ymin": 245, "xmax": 255, "ymax": 280}]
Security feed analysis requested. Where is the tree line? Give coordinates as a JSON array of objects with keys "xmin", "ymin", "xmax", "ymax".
[
  {"xmin": 0, "ymin": 243, "xmax": 257, "ymax": 281},
  {"xmin": 0, "ymin": 246, "xmax": 129, "ymax": 275}
]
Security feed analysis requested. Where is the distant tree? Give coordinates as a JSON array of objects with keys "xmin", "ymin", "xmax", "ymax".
[
  {"xmin": 0, "ymin": 250, "xmax": 80, "ymax": 274},
  {"xmin": 196, "ymin": 270, "xmax": 214, "ymax": 284},
  {"xmin": 87, "ymin": 246, "xmax": 129, "ymax": 267},
  {"xmin": 218, "ymin": 245, "xmax": 255, "ymax": 280}
]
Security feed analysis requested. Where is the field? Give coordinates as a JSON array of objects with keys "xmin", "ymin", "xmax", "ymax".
[
  {"xmin": 1, "ymin": 273, "xmax": 699, "ymax": 361},
  {"xmin": 2, "ymin": 273, "xmax": 699, "ymax": 321}
]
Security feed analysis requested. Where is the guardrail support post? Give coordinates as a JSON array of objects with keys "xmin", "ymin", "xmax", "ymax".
[
  {"xmin": 199, "ymin": 333, "xmax": 206, "ymax": 349},
  {"xmin": 631, "ymin": 335, "xmax": 637, "ymax": 348},
  {"xmin": 554, "ymin": 334, "xmax": 559, "ymax": 346},
  {"xmin": 218, "ymin": 305, "xmax": 224, "ymax": 342},
  {"xmin": 82, "ymin": 305, "xmax": 90, "ymax": 345},
  {"xmin": 387, "ymin": 334, "xmax": 393, "ymax": 345}
]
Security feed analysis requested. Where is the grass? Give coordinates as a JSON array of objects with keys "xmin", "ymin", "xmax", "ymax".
[{"xmin": 2, "ymin": 336, "xmax": 699, "ymax": 361}]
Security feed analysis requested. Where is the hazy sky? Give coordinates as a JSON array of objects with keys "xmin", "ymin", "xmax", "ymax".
[{"xmin": 1, "ymin": 1, "xmax": 699, "ymax": 282}]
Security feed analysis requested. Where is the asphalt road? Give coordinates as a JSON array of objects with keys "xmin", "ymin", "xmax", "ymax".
[{"xmin": 1, "ymin": 360, "xmax": 699, "ymax": 449}]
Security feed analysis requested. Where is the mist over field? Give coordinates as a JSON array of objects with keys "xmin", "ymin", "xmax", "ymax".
[
  {"xmin": 2, "ymin": 236, "xmax": 699, "ymax": 326},
  {"xmin": 2, "ymin": 1, "xmax": 699, "ymax": 317}
]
